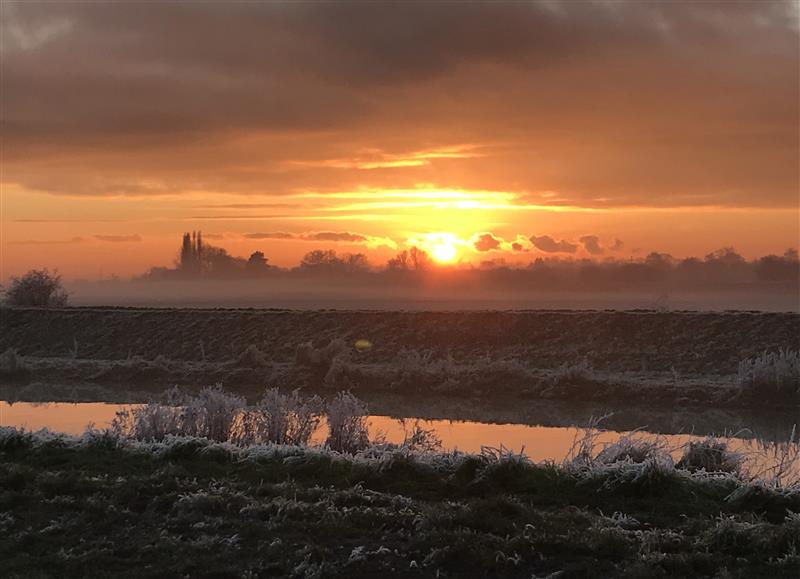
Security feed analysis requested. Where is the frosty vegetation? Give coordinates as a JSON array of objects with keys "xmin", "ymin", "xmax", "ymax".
[
  {"xmin": 738, "ymin": 349, "xmax": 800, "ymax": 402},
  {"xmin": 104, "ymin": 385, "xmax": 800, "ymax": 488}
]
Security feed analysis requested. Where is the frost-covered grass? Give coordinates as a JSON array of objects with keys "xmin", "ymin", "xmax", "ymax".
[
  {"xmin": 112, "ymin": 386, "xmax": 370, "ymax": 452},
  {"xmin": 1, "ymin": 426, "xmax": 800, "ymax": 578},
  {"xmin": 564, "ymin": 415, "xmax": 799, "ymax": 489},
  {"xmin": 738, "ymin": 349, "xmax": 800, "ymax": 402}
]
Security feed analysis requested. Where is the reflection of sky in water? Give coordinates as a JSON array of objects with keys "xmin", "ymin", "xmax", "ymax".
[{"xmin": 2, "ymin": 401, "xmax": 796, "ymax": 480}]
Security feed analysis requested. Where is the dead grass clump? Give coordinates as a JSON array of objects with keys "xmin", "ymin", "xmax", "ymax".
[
  {"xmin": 111, "ymin": 402, "xmax": 184, "ymax": 442},
  {"xmin": 295, "ymin": 338, "xmax": 348, "ymax": 369},
  {"xmin": 677, "ymin": 437, "xmax": 744, "ymax": 475},
  {"xmin": 0, "ymin": 348, "xmax": 24, "ymax": 374},
  {"xmin": 553, "ymin": 357, "xmax": 595, "ymax": 385},
  {"xmin": 237, "ymin": 344, "xmax": 269, "ymax": 368},
  {"xmin": 325, "ymin": 391, "xmax": 369, "ymax": 454},
  {"xmin": 737, "ymin": 349, "xmax": 800, "ymax": 402},
  {"xmin": 596, "ymin": 434, "xmax": 669, "ymax": 465}
]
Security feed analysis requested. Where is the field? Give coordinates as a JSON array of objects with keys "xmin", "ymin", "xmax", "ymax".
[
  {"xmin": 2, "ymin": 427, "xmax": 799, "ymax": 579},
  {"xmin": 2, "ymin": 307, "xmax": 799, "ymax": 578},
  {"xmin": 2, "ymin": 308, "xmax": 799, "ymax": 406}
]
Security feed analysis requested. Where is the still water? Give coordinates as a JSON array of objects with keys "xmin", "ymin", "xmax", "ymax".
[{"xmin": 2, "ymin": 400, "xmax": 796, "ymax": 478}]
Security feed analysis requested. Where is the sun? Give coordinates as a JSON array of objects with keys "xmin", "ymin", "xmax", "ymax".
[{"xmin": 431, "ymin": 240, "xmax": 458, "ymax": 263}]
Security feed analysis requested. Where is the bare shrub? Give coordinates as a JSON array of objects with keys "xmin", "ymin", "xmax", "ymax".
[
  {"xmin": 183, "ymin": 385, "xmax": 246, "ymax": 442},
  {"xmin": 398, "ymin": 419, "xmax": 442, "ymax": 453},
  {"xmin": 112, "ymin": 385, "xmax": 245, "ymax": 442},
  {"xmin": 745, "ymin": 426, "xmax": 800, "ymax": 488},
  {"xmin": 325, "ymin": 391, "xmax": 369, "ymax": 453},
  {"xmin": 3, "ymin": 269, "xmax": 68, "ymax": 307},
  {"xmin": 737, "ymin": 349, "xmax": 800, "ymax": 401},
  {"xmin": 677, "ymin": 437, "xmax": 744, "ymax": 475},
  {"xmin": 111, "ymin": 402, "xmax": 183, "ymax": 442},
  {"xmin": 233, "ymin": 388, "xmax": 322, "ymax": 446}
]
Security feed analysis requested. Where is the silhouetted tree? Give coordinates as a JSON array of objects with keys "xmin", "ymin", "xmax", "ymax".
[
  {"xmin": 246, "ymin": 251, "xmax": 270, "ymax": 275},
  {"xmin": 754, "ymin": 249, "xmax": 800, "ymax": 282},
  {"xmin": 387, "ymin": 247, "xmax": 431, "ymax": 272},
  {"xmin": 300, "ymin": 249, "xmax": 342, "ymax": 270},
  {"xmin": 3, "ymin": 269, "xmax": 69, "ymax": 307}
]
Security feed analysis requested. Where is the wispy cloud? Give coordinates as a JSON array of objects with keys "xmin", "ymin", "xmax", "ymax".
[
  {"xmin": 244, "ymin": 230, "xmax": 397, "ymax": 249},
  {"xmin": 288, "ymin": 145, "xmax": 484, "ymax": 170},
  {"xmin": 12, "ymin": 237, "xmax": 84, "ymax": 245},
  {"xmin": 94, "ymin": 234, "xmax": 142, "ymax": 243}
]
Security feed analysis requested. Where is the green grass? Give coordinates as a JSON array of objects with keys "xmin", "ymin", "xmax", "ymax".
[{"xmin": 1, "ymin": 429, "xmax": 799, "ymax": 578}]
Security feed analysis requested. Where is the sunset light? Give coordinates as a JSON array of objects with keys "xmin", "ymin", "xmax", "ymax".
[
  {"xmin": 431, "ymin": 240, "xmax": 458, "ymax": 264},
  {"xmin": 2, "ymin": 3, "xmax": 798, "ymax": 575}
]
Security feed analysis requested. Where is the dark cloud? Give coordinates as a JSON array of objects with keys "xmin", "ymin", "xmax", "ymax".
[
  {"xmin": 579, "ymin": 235, "xmax": 604, "ymax": 255},
  {"xmin": 472, "ymin": 233, "xmax": 502, "ymax": 252},
  {"xmin": 3, "ymin": 2, "xmax": 797, "ymax": 206},
  {"xmin": 530, "ymin": 235, "xmax": 578, "ymax": 254},
  {"xmin": 94, "ymin": 234, "xmax": 142, "ymax": 243},
  {"xmin": 610, "ymin": 239, "xmax": 625, "ymax": 252},
  {"xmin": 306, "ymin": 231, "xmax": 368, "ymax": 243},
  {"xmin": 244, "ymin": 232, "xmax": 296, "ymax": 240}
]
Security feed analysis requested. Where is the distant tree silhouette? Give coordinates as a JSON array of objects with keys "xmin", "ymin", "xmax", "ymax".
[
  {"xmin": 387, "ymin": 247, "xmax": 432, "ymax": 272},
  {"xmin": 3, "ymin": 269, "xmax": 68, "ymax": 307},
  {"xmin": 300, "ymin": 249, "xmax": 342, "ymax": 270},
  {"xmin": 754, "ymin": 249, "xmax": 800, "ymax": 282},
  {"xmin": 246, "ymin": 251, "xmax": 270, "ymax": 275},
  {"xmin": 179, "ymin": 231, "xmax": 204, "ymax": 275}
]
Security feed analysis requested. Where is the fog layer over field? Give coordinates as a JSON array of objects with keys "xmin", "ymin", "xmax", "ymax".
[{"xmin": 68, "ymin": 278, "xmax": 798, "ymax": 311}]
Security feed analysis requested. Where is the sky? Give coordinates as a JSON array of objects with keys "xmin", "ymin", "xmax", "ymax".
[{"xmin": 1, "ymin": 1, "xmax": 798, "ymax": 279}]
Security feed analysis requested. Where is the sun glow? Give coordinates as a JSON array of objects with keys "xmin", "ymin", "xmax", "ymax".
[
  {"xmin": 431, "ymin": 241, "xmax": 458, "ymax": 263},
  {"xmin": 408, "ymin": 232, "xmax": 462, "ymax": 264}
]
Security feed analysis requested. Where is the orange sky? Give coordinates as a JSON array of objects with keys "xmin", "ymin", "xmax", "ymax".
[{"xmin": 1, "ymin": 1, "xmax": 798, "ymax": 280}]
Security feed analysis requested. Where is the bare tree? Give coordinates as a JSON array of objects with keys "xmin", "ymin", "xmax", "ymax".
[{"xmin": 3, "ymin": 269, "xmax": 69, "ymax": 307}]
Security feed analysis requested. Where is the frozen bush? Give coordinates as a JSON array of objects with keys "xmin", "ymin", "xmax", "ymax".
[
  {"xmin": 183, "ymin": 385, "xmax": 246, "ymax": 442},
  {"xmin": 233, "ymin": 388, "xmax": 322, "ymax": 446},
  {"xmin": 111, "ymin": 402, "xmax": 183, "ymax": 442},
  {"xmin": 677, "ymin": 437, "xmax": 744, "ymax": 475},
  {"xmin": 325, "ymin": 391, "xmax": 369, "ymax": 453},
  {"xmin": 737, "ymin": 349, "xmax": 800, "ymax": 401}
]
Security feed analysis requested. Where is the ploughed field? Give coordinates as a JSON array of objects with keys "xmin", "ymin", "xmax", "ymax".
[{"xmin": 2, "ymin": 308, "xmax": 798, "ymax": 406}]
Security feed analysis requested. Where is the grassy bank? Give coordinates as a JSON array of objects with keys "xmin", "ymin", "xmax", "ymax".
[{"xmin": 1, "ymin": 427, "xmax": 799, "ymax": 578}]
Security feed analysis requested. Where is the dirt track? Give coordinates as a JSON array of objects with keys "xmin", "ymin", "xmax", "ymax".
[{"xmin": 2, "ymin": 308, "xmax": 798, "ymax": 375}]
